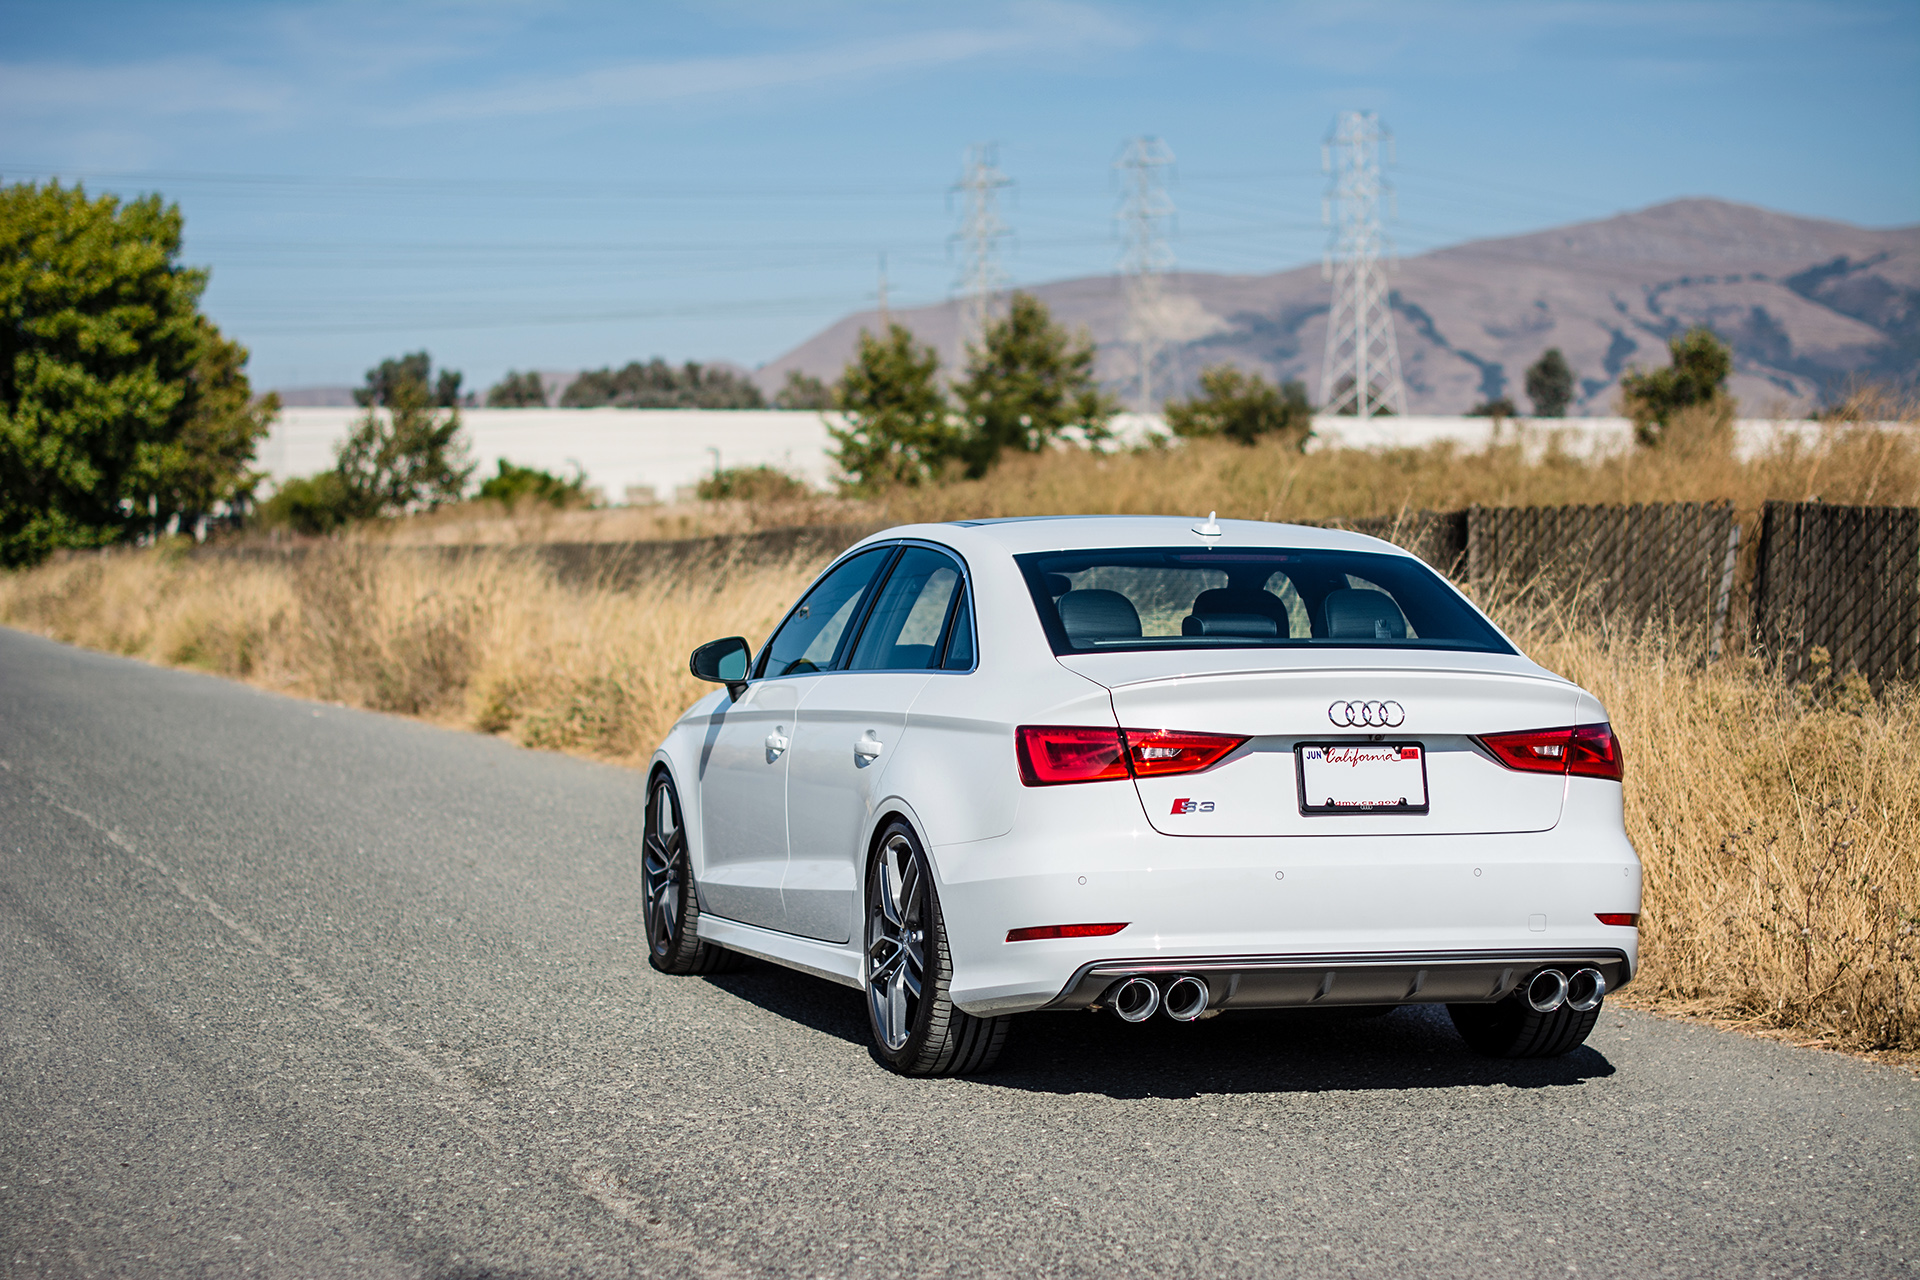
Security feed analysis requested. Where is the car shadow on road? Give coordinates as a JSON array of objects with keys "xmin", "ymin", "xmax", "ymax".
[{"xmin": 702, "ymin": 962, "xmax": 1616, "ymax": 1099}]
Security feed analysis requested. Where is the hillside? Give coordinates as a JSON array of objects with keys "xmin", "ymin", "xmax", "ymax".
[{"xmin": 758, "ymin": 199, "xmax": 1919, "ymax": 415}]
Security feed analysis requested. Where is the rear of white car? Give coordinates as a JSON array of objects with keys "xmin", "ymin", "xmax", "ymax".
[{"xmin": 654, "ymin": 515, "xmax": 1642, "ymax": 1073}]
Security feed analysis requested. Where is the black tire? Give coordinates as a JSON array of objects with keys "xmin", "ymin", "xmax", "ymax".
[
  {"xmin": 863, "ymin": 820, "xmax": 1009, "ymax": 1076},
  {"xmin": 1448, "ymin": 993, "xmax": 1601, "ymax": 1058},
  {"xmin": 643, "ymin": 771, "xmax": 743, "ymax": 976}
]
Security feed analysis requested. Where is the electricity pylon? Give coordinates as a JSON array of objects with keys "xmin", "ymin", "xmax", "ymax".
[
  {"xmin": 1319, "ymin": 111, "xmax": 1407, "ymax": 419},
  {"xmin": 1116, "ymin": 136, "xmax": 1176, "ymax": 410},
  {"xmin": 951, "ymin": 143, "xmax": 1012, "ymax": 353}
]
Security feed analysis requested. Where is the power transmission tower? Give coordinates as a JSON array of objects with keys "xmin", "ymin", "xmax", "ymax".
[
  {"xmin": 1116, "ymin": 136, "xmax": 1176, "ymax": 410},
  {"xmin": 1318, "ymin": 111, "xmax": 1407, "ymax": 419},
  {"xmin": 951, "ymin": 143, "xmax": 1011, "ymax": 352}
]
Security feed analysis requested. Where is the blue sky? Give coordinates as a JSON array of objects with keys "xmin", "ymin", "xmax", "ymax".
[{"xmin": 3, "ymin": 0, "xmax": 1915, "ymax": 393}]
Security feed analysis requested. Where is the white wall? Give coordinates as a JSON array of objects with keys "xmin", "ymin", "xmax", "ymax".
[{"xmin": 259, "ymin": 408, "xmax": 1876, "ymax": 504}]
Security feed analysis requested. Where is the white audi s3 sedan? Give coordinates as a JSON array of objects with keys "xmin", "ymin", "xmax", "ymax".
[{"xmin": 644, "ymin": 515, "xmax": 1641, "ymax": 1075}]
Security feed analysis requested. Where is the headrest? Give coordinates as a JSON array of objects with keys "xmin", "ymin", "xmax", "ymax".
[
  {"xmin": 1324, "ymin": 588, "xmax": 1408, "ymax": 640},
  {"xmin": 1057, "ymin": 589, "xmax": 1142, "ymax": 644},
  {"xmin": 1182, "ymin": 613, "xmax": 1279, "ymax": 638},
  {"xmin": 1044, "ymin": 573, "xmax": 1072, "ymax": 597}
]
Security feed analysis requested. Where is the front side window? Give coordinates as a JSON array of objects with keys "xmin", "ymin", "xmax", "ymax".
[
  {"xmin": 1016, "ymin": 547, "xmax": 1511, "ymax": 655},
  {"xmin": 847, "ymin": 547, "xmax": 968, "ymax": 672},
  {"xmin": 757, "ymin": 546, "xmax": 895, "ymax": 678}
]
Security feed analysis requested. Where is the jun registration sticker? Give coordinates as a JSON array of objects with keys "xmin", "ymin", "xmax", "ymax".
[{"xmin": 1297, "ymin": 743, "xmax": 1430, "ymax": 815}]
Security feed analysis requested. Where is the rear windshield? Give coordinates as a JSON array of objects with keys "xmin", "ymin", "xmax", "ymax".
[{"xmin": 1016, "ymin": 547, "xmax": 1513, "ymax": 655}]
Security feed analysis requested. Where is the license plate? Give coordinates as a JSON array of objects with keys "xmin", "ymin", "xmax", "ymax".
[{"xmin": 1297, "ymin": 742, "xmax": 1429, "ymax": 815}]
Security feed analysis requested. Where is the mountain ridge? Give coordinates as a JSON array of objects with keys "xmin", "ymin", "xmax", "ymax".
[{"xmin": 757, "ymin": 198, "xmax": 1919, "ymax": 415}]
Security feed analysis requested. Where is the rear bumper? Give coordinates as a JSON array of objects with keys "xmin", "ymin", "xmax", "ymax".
[
  {"xmin": 931, "ymin": 775, "xmax": 1641, "ymax": 1016},
  {"xmin": 1041, "ymin": 947, "xmax": 1632, "ymax": 1013}
]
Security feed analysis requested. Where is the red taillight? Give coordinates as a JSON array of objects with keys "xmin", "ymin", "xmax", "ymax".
[
  {"xmin": 1124, "ymin": 728, "xmax": 1249, "ymax": 778},
  {"xmin": 1016, "ymin": 725, "xmax": 1247, "ymax": 786},
  {"xmin": 1006, "ymin": 922, "xmax": 1129, "ymax": 942},
  {"xmin": 1596, "ymin": 913, "xmax": 1639, "ymax": 927},
  {"xmin": 1569, "ymin": 722, "xmax": 1624, "ymax": 780},
  {"xmin": 1479, "ymin": 723, "xmax": 1624, "ymax": 782},
  {"xmin": 1016, "ymin": 726, "xmax": 1128, "ymax": 786}
]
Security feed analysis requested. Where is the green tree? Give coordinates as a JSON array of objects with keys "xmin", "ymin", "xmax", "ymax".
[
  {"xmin": 774, "ymin": 370, "xmax": 831, "ymax": 410},
  {"xmin": 1164, "ymin": 366, "xmax": 1314, "ymax": 448},
  {"xmin": 560, "ymin": 358, "xmax": 765, "ymax": 409},
  {"xmin": 828, "ymin": 324, "xmax": 961, "ymax": 490},
  {"xmin": 476, "ymin": 459, "xmax": 587, "ymax": 508},
  {"xmin": 1524, "ymin": 347, "xmax": 1575, "ymax": 418},
  {"xmin": 953, "ymin": 292, "xmax": 1116, "ymax": 477},
  {"xmin": 335, "ymin": 353, "xmax": 473, "ymax": 516},
  {"xmin": 1621, "ymin": 326, "xmax": 1735, "ymax": 448},
  {"xmin": 485, "ymin": 370, "xmax": 548, "ymax": 407},
  {"xmin": 0, "ymin": 180, "xmax": 274, "ymax": 565}
]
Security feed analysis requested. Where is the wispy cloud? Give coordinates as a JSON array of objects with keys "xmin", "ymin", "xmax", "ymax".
[
  {"xmin": 395, "ymin": 7, "xmax": 1139, "ymax": 124},
  {"xmin": 0, "ymin": 57, "xmax": 295, "ymax": 120}
]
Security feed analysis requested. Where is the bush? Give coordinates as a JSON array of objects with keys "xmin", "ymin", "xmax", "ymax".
[
  {"xmin": 476, "ymin": 460, "xmax": 588, "ymax": 509},
  {"xmin": 1623, "ymin": 327, "xmax": 1735, "ymax": 448},
  {"xmin": 774, "ymin": 371, "xmax": 832, "ymax": 410},
  {"xmin": 561, "ymin": 359, "xmax": 765, "ymax": 409},
  {"xmin": 256, "ymin": 472, "xmax": 354, "ymax": 535},
  {"xmin": 1165, "ymin": 366, "xmax": 1314, "ymax": 448},
  {"xmin": 1467, "ymin": 397, "xmax": 1519, "ymax": 418},
  {"xmin": 695, "ymin": 465, "xmax": 810, "ymax": 503}
]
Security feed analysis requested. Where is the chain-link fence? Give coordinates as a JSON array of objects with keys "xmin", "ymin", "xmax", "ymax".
[{"xmin": 1752, "ymin": 501, "xmax": 1920, "ymax": 685}]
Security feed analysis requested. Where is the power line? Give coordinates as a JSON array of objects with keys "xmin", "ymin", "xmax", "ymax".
[
  {"xmin": 1318, "ymin": 111, "xmax": 1407, "ymax": 419},
  {"xmin": 950, "ymin": 143, "xmax": 1012, "ymax": 351}
]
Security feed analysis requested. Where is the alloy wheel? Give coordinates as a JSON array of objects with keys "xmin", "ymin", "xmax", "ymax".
[
  {"xmin": 642, "ymin": 777, "xmax": 685, "ymax": 959},
  {"xmin": 866, "ymin": 833, "xmax": 928, "ymax": 1051}
]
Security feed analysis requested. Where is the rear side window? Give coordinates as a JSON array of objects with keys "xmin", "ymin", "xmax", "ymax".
[
  {"xmin": 847, "ymin": 547, "xmax": 967, "ymax": 671},
  {"xmin": 1016, "ymin": 547, "xmax": 1511, "ymax": 655},
  {"xmin": 757, "ymin": 546, "xmax": 895, "ymax": 677}
]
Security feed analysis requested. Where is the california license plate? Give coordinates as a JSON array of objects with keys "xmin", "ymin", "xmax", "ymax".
[{"xmin": 1297, "ymin": 743, "xmax": 1429, "ymax": 814}]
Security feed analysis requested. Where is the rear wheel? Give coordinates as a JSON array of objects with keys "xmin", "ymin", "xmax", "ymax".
[
  {"xmin": 1448, "ymin": 994, "xmax": 1600, "ymax": 1058},
  {"xmin": 643, "ymin": 772, "xmax": 741, "ymax": 975},
  {"xmin": 864, "ymin": 821, "xmax": 1008, "ymax": 1076}
]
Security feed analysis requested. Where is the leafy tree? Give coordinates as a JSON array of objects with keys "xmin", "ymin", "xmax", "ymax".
[
  {"xmin": 953, "ymin": 293, "xmax": 1115, "ymax": 476},
  {"xmin": 828, "ymin": 324, "xmax": 961, "ymax": 490},
  {"xmin": 486, "ymin": 370, "xmax": 548, "ymax": 408},
  {"xmin": 476, "ymin": 459, "xmax": 587, "ymax": 508},
  {"xmin": 1524, "ymin": 348, "xmax": 1575, "ymax": 418},
  {"xmin": 1466, "ymin": 396, "xmax": 1518, "ymax": 418},
  {"xmin": 356, "ymin": 351, "xmax": 463, "ymax": 409},
  {"xmin": 695, "ymin": 464, "xmax": 810, "ymax": 502},
  {"xmin": 0, "ymin": 180, "xmax": 275, "ymax": 566},
  {"xmin": 1621, "ymin": 326, "xmax": 1735, "ymax": 447},
  {"xmin": 560, "ymin": 358, "xmax": 765, "ymax": 409},
  {"xmin": 1164, "ymin": 366, "xmax": 1314, "ymax": 449},
  {"xmin": 774, "ymin": 370, "xmax": 832, "ymax": 410},
  {"xmin": 335, "ymin": 353, "xmax": 473, "ymax": 516}
]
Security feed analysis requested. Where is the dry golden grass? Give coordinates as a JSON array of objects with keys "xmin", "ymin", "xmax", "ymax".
[{"xmin": 5, "ymin": 536, "xmax": 1916, "ymax": 1057}]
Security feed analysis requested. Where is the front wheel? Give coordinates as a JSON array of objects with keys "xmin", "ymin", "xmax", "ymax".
[
  {"xmin": 1448, "ymin": 994, "xmax": 1600, "ymax": 1058},
  {"xmin": 864, "ymin": 821, "xmax": 1008, "ymax": 1075},
  {"xmin": 642, "ymin": 772, "xmax": 740, "ymax": 975}
]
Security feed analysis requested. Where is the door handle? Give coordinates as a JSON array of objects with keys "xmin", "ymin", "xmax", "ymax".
[
  {"xmin": 853, "ymin": 734, "xmax": 883, "ymax": 761},
  {"xmin": 765, "ymin": 729, "xmax": 789, "ymax": 758}
]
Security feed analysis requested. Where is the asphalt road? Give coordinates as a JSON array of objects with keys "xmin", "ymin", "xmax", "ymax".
[{"xmin": 2, "ymin": 626, "xmax": 1915, "ymax": 1280}]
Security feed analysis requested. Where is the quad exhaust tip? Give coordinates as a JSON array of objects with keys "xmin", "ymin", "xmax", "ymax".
[
  {"xmin": 1566, "ymin": 966, "xmax": 1607, "ymax": 1012},
  {"xmin": 1109, "ymin": 976, "xmax": 1160, "ymax": 1023},
  {"xmin": 1163, "ymin": 975, "xmax": 1211, "ymax": 1022},
  {"xmin": 1526, "ymin": 968, "xmax": 1570, "ymax": 1013}
]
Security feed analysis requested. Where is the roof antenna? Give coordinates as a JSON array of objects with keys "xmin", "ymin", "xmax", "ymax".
[{"xmin": 1193, "ymin": 510, "xmax": 1222, "ymax": 538}]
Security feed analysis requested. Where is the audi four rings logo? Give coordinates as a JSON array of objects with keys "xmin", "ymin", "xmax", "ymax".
[{"xmin": 1328, "ymin": 699, "xmax": 1406, "ymax": 727}]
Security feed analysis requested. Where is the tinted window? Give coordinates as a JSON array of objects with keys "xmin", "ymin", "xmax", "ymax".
[
  {"xmin": 1016, "ymin": 547, "xmax": 1511, "ymax": 655},
  {"xmin": 758, "ymin": 546, "xmax": 895, "ymax": 677},
  {"xmin": 941, "ymin": 591, "xmax": 974, "ymax": 670},
  {"xmin": 848, "ymin": 547, "xmax": 964, "ymax": 672}
]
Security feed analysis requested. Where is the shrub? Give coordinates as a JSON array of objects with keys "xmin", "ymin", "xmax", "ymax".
[
  {"xmin": 476, "ymin": 459, "xmax": 588, "ymax": 509},
  {"xmin": 1165, "ymin": 366, "xmax": 1313, "ymax": 448},
  {"xmin": 695, "ymin": 465, "xmax": 809, "ymax": 503}
]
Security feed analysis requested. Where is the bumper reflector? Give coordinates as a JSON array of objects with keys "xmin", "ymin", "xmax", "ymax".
[
  {"xmin": 1007, "ymin": 922, "xmax": 1129, "ymax": 943},
  {"xmin": 1595, "ymin": 913, "xmax": 1639, "ymax": 927}
]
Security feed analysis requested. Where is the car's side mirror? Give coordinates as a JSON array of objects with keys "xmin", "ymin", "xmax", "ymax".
[{"xmin": 690, "ymin": 636, "xmax": 752, "ymax": 701}]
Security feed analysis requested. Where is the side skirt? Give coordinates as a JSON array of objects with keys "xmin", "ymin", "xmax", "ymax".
[{"xmin": 695, "ymin": 913, "xmax": 864, "ymax": 990}]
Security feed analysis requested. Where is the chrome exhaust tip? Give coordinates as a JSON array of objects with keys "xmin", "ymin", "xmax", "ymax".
[
  {"xmin": 1163, "ymin": 975, "xmax": 1211, "ymax": 1022},
  {"xmin": 1565, "ymin": 967, "xmax": 1607, "ymax": 1012},
  {"xmin": 1526, "ymin": 968, "xmax": 1570, "ymax": 1014},
  {"xmin": 1109, "ymin": 976, "xmax": 1161, "ymax": 1023}
]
